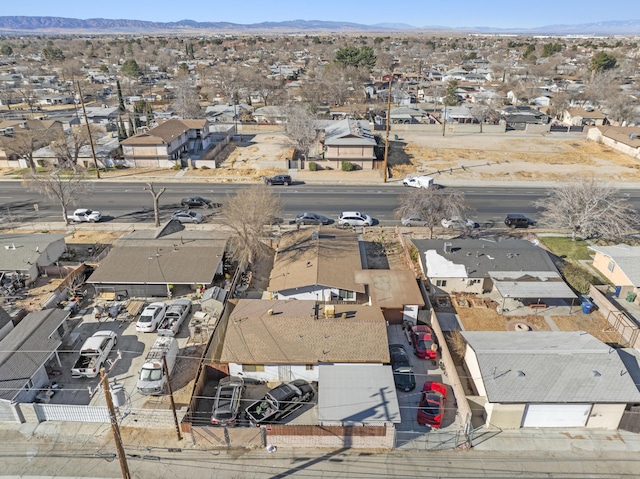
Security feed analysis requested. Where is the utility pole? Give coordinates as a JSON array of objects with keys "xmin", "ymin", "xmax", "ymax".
[
  {"xmin": 163, "ymin": 355, "xmax": 183, "ymax": 441},
  {"xmin": 383, "ymin": 76, "xmax": 392, "ymax": 183},
  {"xmin": 76, "ymin": 81, "xmax": 100, "ymax": 179},
  {"xmin": 100, "ymin": 368, "xmax": 131, "ymax": 479}
]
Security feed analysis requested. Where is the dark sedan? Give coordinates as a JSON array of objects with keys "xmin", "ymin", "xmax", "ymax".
[
  {"xmin": 264, "ymin": 175, "xmax": 292, "ymax": 186},
  {"xmin": 389, "ymin": 344, "xmax": 416, "ymax": 392},
  {"xmin": 181, "ymin": 196, "xmax": 219, "ymax": 208},
  {"xmin": 294, "ymin": 212, "xmax": 330, "ymax": 225}
]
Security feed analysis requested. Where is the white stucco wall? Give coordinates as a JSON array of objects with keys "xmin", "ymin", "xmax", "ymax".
[
  {"xmin": 229, "ymin": 363, "xmax": 318, "ymax": 382},
  {"xmin": 586, "ymin": 403, "xmax": 626, "ymax": 429},
  {"xmin": 464, "ymin": 345, "xmax": 486, "ymax": 396}
]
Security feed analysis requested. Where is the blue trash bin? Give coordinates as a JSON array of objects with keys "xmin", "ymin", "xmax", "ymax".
[{"xmin": 582, "ymin": 302, "xmax": 594, "ymax": 314}]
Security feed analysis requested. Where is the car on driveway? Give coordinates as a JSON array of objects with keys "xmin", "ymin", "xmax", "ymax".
[
  {"xmin": 410, "ymin": 325, "xmax": 437, "ymax": 360},
  {"xmin": 181, "ymin": 196, "xmax": 219, "ymax": 208},
  {"xmin": 171, "ymin": 210, "xmax": 203, "ymax": 224},
  {"xmin": 294, "ymin": 212, "xmax": 330, "ymax": 225},
  {"xmin": 441, "ymin": 217, "xmax": 479, "ymax": 229},
  {"xmin": 389, "ymin": 344, "xmax": 416, "ymax": 392},
  {"xmin": 417, "ymin": 381, "xmax": 447, "ymax": 428},
  {"xmin": 264, "ymin": 175, "xmax": 292, "ymax": 186},
  {"xmin": 401, "ymin": 215, "xmax": 427, "ymax": 227},
  {"xmin": 338, "ymin": 211, "xmax": 373, "ymax": 227},
  {"xmin": 211, "ymin": 376, "xmax": 245, "ymax": 427},
  {"xmin": 136, "ymin": 302, "xmax": 167, "ymax": 333}
]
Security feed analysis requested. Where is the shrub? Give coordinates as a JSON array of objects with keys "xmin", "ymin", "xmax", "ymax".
[
  {"xmin": 561, "ymin": 263, "xmax": 602, "ymax": 294},
  {"xmin": 409, "ymin": 245, "xmax": 419, "ymax": 263},
  {"xmin": 341, "ymin": 161, "xmax": 353, "ymax": 171},
  {"xmin": 200, "ymin": 165, "xmax": 210, "ymax": 170},
  {"xmin": 171, "ymin": 163, "xmax": 181, "ymax": 170},
  {"xmin": 308, "ymin": 161, "xmax": 318, "ymax": 171}
]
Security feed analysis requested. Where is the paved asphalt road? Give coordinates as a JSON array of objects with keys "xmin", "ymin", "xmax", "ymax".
[
  {"xmin": 4, "ymin": 180, "xmax": 640, "ymax": 227},
  {"xmin": 0, "ymin": 441, "xmax": 638, "ymax": 478}
]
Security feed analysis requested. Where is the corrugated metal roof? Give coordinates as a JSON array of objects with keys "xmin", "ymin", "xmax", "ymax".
[
  {"xmin": 463, "ymin": 331, "xmax": 640, "ymax": 404},
  {"xmin": 0, "ymin": 309, "xmax": 69, "ymax": 402},
  {"xmin": 220, "ymin": 300, "xmax": 389, "ymax": 364},
  {"xmin": 318, "ymin": 363, "xmax": 401, "ymax": 424}
]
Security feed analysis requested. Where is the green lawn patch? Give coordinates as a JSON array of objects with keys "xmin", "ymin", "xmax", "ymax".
[{"xmin": 538, "ymin": 236, "xmax": 592, "ymax": 261}]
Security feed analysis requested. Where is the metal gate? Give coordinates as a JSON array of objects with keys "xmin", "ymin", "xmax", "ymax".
[{"xmin": 34, "ymin": 404, "xmax": 109, "ymax": 423}]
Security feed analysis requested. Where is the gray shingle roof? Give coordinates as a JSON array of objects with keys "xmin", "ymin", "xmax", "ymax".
[
  {"xmin": 462, "ymin": 331, "xmax": 640, "ymax": 404},
  {"xmin": 322, "ymin": 119, "xmax": 376, "ymax": 147},
  {"xmin": 588, "ymin": 244, "xmax": 640, "ymax": 286},
  {"xmin": 0, "ymin": 309, "xmax": 69, "ymax": 401},
  {"xmin": 413, "ymin": 239, "xmax": 559, "ymax": 279},
  {"xmin": 0, "ymin": 234, "xmax": 67, "ymax": 273},
  {"xmin": 87, "ymin": 230, "xmax": 227, "ymax": 285}
]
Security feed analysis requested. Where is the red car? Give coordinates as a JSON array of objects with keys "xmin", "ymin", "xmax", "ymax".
[
  {"xmin": 417, "ymin": 381, "xmax": 447, "ymax": 428},
  {"xmin": 411, "ymin": 325, "xmax": 437, "ymax": 360}
]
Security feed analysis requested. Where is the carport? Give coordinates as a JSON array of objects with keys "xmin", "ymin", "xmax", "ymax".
[
  {"xmin": 318, "ymin": 364, "xmax": 400, "ymax": 426},
  {"xmin": 489, "ymin": 271, "xmax": 577, "ymax": 311}
]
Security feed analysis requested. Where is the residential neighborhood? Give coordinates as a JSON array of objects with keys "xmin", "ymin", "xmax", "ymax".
[{"xmin": 1, "ymin": 13, "xmax": 640, "ymax": 477}]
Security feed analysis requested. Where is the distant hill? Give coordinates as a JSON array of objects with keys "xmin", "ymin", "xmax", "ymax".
[{"xmin": 0, "ymin": 16, "xmax": 639, "ymax": 35}]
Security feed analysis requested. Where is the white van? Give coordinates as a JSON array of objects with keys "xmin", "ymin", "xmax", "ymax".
[{"xmin": 136, "ymin": 336, "xmax": 179, "ymax": 395}]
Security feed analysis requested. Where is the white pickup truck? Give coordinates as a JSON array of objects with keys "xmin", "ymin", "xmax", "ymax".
[
  {"xmin": 71, "ymin": 330, "xmax": 117, "ymax": 378},
  {"xmin": 67, "ymin": 208, "xmax": 102, "ymax": 223},
  {"xmin": 157, "ymin": 299, "xmax": 191, "ymax": 337},
  {"xmin": 402, "ymin": 175, "xmax": 435, "ymax": 189}
]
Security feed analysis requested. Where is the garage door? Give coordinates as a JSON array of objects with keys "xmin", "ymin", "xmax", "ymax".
[{"xmin": 522, "ymin": 404, "xmax": 591, "ymax": 428}]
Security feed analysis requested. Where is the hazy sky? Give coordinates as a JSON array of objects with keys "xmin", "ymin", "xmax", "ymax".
[{"xmin": 1, "ymin": 0, "xmax": 634, "ymax": 29}]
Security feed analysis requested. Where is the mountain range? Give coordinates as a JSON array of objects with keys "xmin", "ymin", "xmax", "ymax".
[{"xmin": 0, "ymin": 16, "xmax": 639, "ymax": 35}]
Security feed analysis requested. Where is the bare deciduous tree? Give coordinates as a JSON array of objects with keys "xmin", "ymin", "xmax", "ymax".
[
  {"xmin": 144, "ymin": 182, "xmax": 166, "ymax": 227},
  {"xmin": 396, "ymin": 188, "xmax": 469, "ymax": 239},
  {"xmin": 22, "ymin": 168, "xmax": 89, "ymax": 225},
  {"xmin": 470, "ymin": 103, "xmax": 493, "ymax": 133},
  {"xmin": 282, "ymin": 105, "xmax": 319, "ymax": 160},
  {"xmin": 220, "ymin": 185, "xmax": 283, "ymax": 267},
  {"xmin": 51, "ymin": 126, "xmax": 93, "ymax": 171},
  {"xmin": 534, "ymin": 177, "xmax": 639, "ymax": 240},
  {"xmin": 5, "ymin": 125, "xmax": 58, "ymax": 174},
  {"xmin": 171, "ymin": 75, "xmax": 202, "ymax": 119}
]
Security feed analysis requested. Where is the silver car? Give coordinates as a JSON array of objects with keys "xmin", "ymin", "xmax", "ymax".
[
  {"xmin": 441, "ymin": 217, "xmax": 479, "ymax": 229},
  {"xmin": 171, "ymin": 210, "xmax": 203, "ymax": 224},
  {"xmin": 401, "ymin": 215, "xmax": 427, "ymax": 227},
  {"xmin": 338, "ymin": 211, "xmax": 373, "ymax": 227}
]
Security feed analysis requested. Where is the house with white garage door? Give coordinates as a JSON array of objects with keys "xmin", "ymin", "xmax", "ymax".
[{"xmin": 462, "ymin": 331, "xmax": 640, "ymax": 429}]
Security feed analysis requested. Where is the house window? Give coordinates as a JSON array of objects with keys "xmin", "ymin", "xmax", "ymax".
[
  {"xmin": 467, "ymin": 279, "xmax": 481, "ymax": 286},
  {"xmin": 436, "ymin": 280, "xmax": 447, "ymax": 287},
  {"xmin": 25, "ymin": 379, "xmax": 34, "ymax": 391},
  {"xmin": 243, "ymin": 365, "xmax": 265, "ymax": 373},
  {"xmin": 608, "ymin": 261, "xmax": 615, "ymax": 272},
  {"xmin": 305, "ymin": 365, "xmax": 314, "ymax": 371},
  {"xmin": 338, "ymin": 289, "xmax": 355, "ymax": 300}
]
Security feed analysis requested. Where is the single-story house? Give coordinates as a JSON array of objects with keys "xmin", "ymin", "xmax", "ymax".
[
  {"xmin": 253, "ymin": 106, "xmax": 287, "ymax": 124},
  {"xmin": 0, "ymin": 119, "xmax": 64, "ymax": 168},
  {"xmin": 0, "ymin": 234, "xmax": 68, "ymax": 285},
  {"xmin": 499, "ymin": 106, "xmax": 550, "ymax": 131},
  {"xmin": 80, "ymin": 106, "xmax": 120, "ymax": 125},
  {"xmin": 204, "ymin": 104, "xmax": 252, "ymax": 123},
  {"xmin": 0, "ymin": 308, "xmax": 70, "ymax": 421},
  {"xmin": 588, "ymin": 244, "xmax": 640, "ymax": 304},
  {"xmin": 87, "ymin": 222, "xmax": 227, "ymax": 299},
  {"xmin": 220, "ymin": 299, "xmax": 389, "ymax": 383},
  {"xmin": 463, "ymin": 331, "xmax": 640, "ymax": 429},
  {"xmin": 267, "ymin": 228, "xmax": 365, "ymax": 302},
  {"xmin": 587, "ymin": 126, "xmax": 640, "ymax": 160},
  {"xmin": 120, "ymin": 118, "xmax": 216, "ymax": 168},
  {"xmin": 320, "ymin": 119, "xmax": 377, "ymax": 170},
  {"xmin": 354, "ymin": 269, "xmax": 424, "ymax": 324},
  {"xmin": 412, "ymin": 239, "xmax": 575, "ymax": 304},
  {"xmin": 563, "ymin": 107, "xmax": 607, "ymax": 126}
]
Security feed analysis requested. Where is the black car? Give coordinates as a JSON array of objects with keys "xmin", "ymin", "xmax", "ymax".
[
  {"xmin": 504, "ymin": 213, "xmax": 536, "ymax": 229},
  {"xmin": 181, "ymin": 196, "xmax": 219, "ymax": 208},
  {"xmin": 264, "ymin": 175, "xmax": 292, "ymax": 186},
  {"xmin": 294, "ymin": 212, "xmax": 330, "ymax": 226},
  {"xmin": 389, "ymin": 344, "xmax": 416, "ymax": 392}
]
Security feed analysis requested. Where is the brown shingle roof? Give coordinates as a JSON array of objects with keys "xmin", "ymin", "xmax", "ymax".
[
  {"xmin": 566, "ymin": 107, "xmax": 606, "ymax": 118},
  {"xmin": 220, "ymin": 299, "xmax": 389, "ymax": 364},
  {"xmin": 120, "ymin": 119, "xmax": 207, "ymax": 146},
  {"xmin": 267, "ymin": 228, "xmax": 365, "ymax": 294},
  {"xmin": 597, "ymin": 125, "xmax": 640, "ymax": 149},
  {"xmin": 354, "ymin": 270, "xmax": 425, "ymax": 309}
]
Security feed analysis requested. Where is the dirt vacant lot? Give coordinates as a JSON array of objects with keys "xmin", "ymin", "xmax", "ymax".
[{"xmin": 391, "ymin": 133, "xmax": 640, "ymax": 183}]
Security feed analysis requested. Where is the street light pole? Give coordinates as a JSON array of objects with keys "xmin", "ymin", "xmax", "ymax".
[{"xmin": 76, "ymin": 80, "xmax": 100, "ymax": 178}]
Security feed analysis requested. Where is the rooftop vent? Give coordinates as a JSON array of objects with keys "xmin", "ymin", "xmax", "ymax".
[
  {"xmin": 630, "ymin": 133, "xmax": 639, "ymax": 140},
  {"xmin": 444, "ymin": 242, "xmax": 452, "ymax": 254},
  {"xmin": 592, "ymin": 370, "xmax": 601, "ymax": 377}
]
